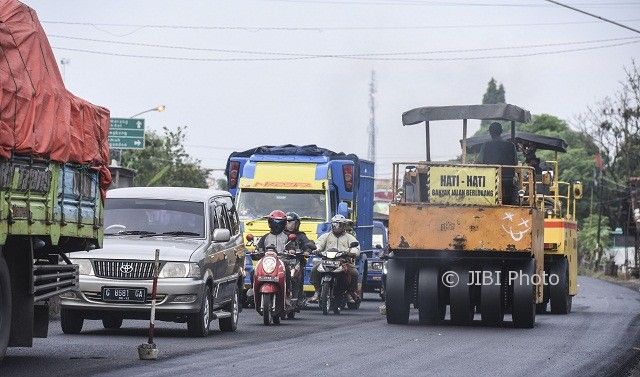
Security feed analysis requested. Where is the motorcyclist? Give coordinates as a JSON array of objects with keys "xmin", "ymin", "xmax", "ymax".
[
  {"xmin": 309, "ymin": 214, "xmax": 360, "ymax": 303},
  {"xmin": 256, "ymin": 210, "xmax": 288, "ymax": 253},
  {"xmin": 283, "ymin": 212, "xmax": 314, "ymax": 302}
]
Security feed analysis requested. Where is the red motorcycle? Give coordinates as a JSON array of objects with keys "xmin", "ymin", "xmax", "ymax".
[{"xmin": 250, "ymin": 234, "xmax": 303, "ymax": 325}]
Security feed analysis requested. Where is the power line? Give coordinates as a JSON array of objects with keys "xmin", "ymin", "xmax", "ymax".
[
  {"xmin": 49, "ymin": 34, "xmax": 640, "ymax": 58},
  {"xmin": 546, "ymin": 0, "xmax": 640, "ymax": 34},
  {"xmin": 51, "ymin": 39, "xmax": 640, "ymax": 61},
  {"xmin": 41, "ymin": 18, "xmax": 640, "ymax": 32},
  {"xmin": 260, "ymin": 0, "xmax": 640, "ymax": 7}
]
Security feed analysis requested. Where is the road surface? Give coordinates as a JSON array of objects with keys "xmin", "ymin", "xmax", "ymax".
[{"xmin": 1, "ymin": 277, "xmax": 639, "ymax": 377}]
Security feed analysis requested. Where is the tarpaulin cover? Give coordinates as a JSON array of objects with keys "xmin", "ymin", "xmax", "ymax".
[
  {"xmin": 224, "ymin": 144, "xmax": 361, "ymax": 178},
  {"xmin": 0, "ymin": 0, "xmax": 111, "ymax": 198}
]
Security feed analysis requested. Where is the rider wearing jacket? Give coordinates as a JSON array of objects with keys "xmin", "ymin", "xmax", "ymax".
[
  {"xmin": 309, "ymin": 214, "xmax": 360, "ymax": 302},
  {"xmin": 256, "ymin": 210, "xmax": 288, "ymax": 253}
]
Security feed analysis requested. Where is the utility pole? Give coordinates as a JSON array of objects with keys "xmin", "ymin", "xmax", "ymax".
[
  {"xmin": 631, "ymin": 177, "xmax": 640, "ymax": 277},
  {"xmin": 367, "ymin": 70, "xmax": 377, "ymax": 167},
  {"xmin": 60, "ymin": 58, "xmax": 70, "ymax": 83}
]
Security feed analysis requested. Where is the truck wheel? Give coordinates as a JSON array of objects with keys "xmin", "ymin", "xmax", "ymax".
[
  {"xmin": 320, "ymin": 282, "xmax": 331, "ymax": 315},
  {"xmin": 102, "ymin": 316, "xmax": 123, "ymax": 329},
  {"xmin": 219, "ymin": 288, "xmax": 239, "ymax": 332},
  {"xmin": 550, "ymin": 258, "xmax": 571, "ymax": 315},
  {"xmin": 385, "ymin": 259, "xmax": 410, "ymax": 325},
  {"xmin": 60, "ymin": 308, "xmax": 84, "ymax": 334},
  {"xmin": 0, "ymin": 254, "xmax": 11, "ymax": 360},
  {"xmin": 418, "ymin": 266, "xmax": 445, "ymax": 325},
  {"xmin": 187, "ymin": 285, "xmax": 211, "ymax": 337},
  {"xmin": 480, "ymin": 270, "xmax": 504, "ymax": 326},
  {"xmin": 512, "ymin": 259, "xmax": 536, "ymax": 328},
  {"xmin": 450, "ymin": 269, "xmax": 473, "ymax": 325}
]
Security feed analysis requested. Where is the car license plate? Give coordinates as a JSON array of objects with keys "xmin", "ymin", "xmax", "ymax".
[{"xmin": 102, "ymin": 287, "xmax": 146, "ymax": 303}]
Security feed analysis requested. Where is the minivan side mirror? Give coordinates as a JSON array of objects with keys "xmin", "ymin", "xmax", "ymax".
[
  {"xmin": 338, "ymin": 202, "xmax": 350, "ymax": 218},
  {"xmin": 213, "ymin": 228, "xmax": 231, "ymax": 242}
]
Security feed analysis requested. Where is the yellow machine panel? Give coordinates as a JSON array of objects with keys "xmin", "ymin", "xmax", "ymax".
[
  {"xmin": 544, "ymin": 219, "xmax": 578, "ymax": 296},
  {"xmin": 389, "ymin": 204, "xmax": 544, "ymax": 254}
]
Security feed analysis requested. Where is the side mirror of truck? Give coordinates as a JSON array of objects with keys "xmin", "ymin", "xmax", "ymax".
[
  {"xmin": 213, "ymin": 228, "xmax": 231, "ymax": 242},
  {"xmin": 338, "ymin": 202, "xmax": 350, "ymax": 218}
]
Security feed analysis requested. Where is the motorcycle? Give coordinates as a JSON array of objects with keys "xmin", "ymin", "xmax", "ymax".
[
  {"xmin": 317, "ymin": 241, "xmax": 361, "ymax": 315},
  {"xmin": 248, "ymin": 234, "xmax": 306, "ymax": 325}
]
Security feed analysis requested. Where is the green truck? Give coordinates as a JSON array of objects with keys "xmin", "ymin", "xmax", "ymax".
[
  {"xmin": 1, "ymin": 0, "xmax": 111, "ymax": 360},
  {"xmin": 0, "ymin": 158, "xmax": 105, "ymax": 359}
]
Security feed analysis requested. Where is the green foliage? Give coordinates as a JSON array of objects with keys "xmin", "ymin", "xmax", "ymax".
[
  {"xmin": 479, "ymin": 78, "xmax": 507, "ymax": 133},
  {"xmin": 122, "ymin": 126, "xmax": 211, "ymax": 188},
  {"xmin": 216, "ymin": 178, "xmax": 228, "ymax": 190},
  {"xmin": 578, "ymin": 214, "xmax": 612, "ymax": 266}
]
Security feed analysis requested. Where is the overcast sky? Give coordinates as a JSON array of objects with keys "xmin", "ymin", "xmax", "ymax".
[{"xmin": 23, "ymin": 0, "xmax": 640, "ymax": 177}]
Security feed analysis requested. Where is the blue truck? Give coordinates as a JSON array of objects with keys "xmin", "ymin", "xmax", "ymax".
[{"xmin": 224, "ymin": 145, "xmax": 374, "ymax": 305}]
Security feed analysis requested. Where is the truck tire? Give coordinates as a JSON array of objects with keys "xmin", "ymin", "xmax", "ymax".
[
  {"xmin": 550, "ymin": 258, "xmax": 571, "ymax": 314},
  {"xmin": 219, "ymin": 288, "xmax": 239, "ymax": 332},
  {"xmin": 60, "ymin": 308, "xmax": 84, "ymax": 334},
  {"xmin": 385, "ymin": 259, "xmax": 410, "ymax": 325},
  {"xmin": 187, "ymin": 285, "xmax": 211, "ymax": 337},
  {"xmin": 480, "ymin": 269, "xmax": 504, "ymax": 326},
  {"xmin": 450, "ymin": 268, "xmax": 474, "ymax": 325},
  {"xmin": 417, "ymin": 266, "xmax": 445, "ymax": 325},
  {"xmin": 0, "ymin": 254, "xmax": 11, "ymax": 360},
  {"xmin": 102, "ymin": 316, "xmax": 123, "ymax": 329},
  {"xmin": 512, "ymin": 259, "xmax": 536, "ymax": 328}
]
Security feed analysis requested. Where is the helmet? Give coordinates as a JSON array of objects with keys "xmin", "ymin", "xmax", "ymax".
[
  {"xmin": 268, "ymin": 210, "xmax": 287, "ymax": 234},
  {"xmin": 331, "ymin": 214, "xmax": 348, "ymax": 234},
  {"xmin": 286, "ymin": 212, "xmax": 301, "ymax": 232}
]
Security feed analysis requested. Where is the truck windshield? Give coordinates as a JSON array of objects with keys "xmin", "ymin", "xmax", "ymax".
[
  {"xmin": 104, "ymin": 199, "xmax": 205, "ymax": 237},
  {"xmin": 237, "ymin": 190, "xmax": 327, "ymax": 221}
]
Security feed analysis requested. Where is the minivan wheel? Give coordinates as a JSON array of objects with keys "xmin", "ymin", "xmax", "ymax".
[
  {"xmin": 60, "ymin": 308, "xmax": 84, "ymax": 334},
  {"xmin": 102, "ymin": 315, "xmax": 123, "ymax": 329},
  {"xmin": 219, "ymin": 288, "xmax": 239, "ymax": 332},
  {"xmin": 188, "ymin": 285, "xmax": 211, "ymax": 337}
]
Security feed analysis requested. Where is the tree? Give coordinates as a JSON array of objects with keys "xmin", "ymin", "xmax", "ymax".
[
  {"xmin": 479, "ymin": 78, "xmax": 507, "ymax": 133},
  {"xmin": 122, "ymin": 126, "xmax": 211, "ymax": 188},
  {"xmin": 578, "ymin": 60, "xmax": 640, "ymax": 265},
  {"xmin": 578, "ymin": 214, "xmax": 612, "ymax": 269}
]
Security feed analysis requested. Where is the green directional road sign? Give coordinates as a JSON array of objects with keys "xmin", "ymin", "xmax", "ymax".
[{"xmin": 109, "ymin": 118, "xmax": 145, "ymax": 150}]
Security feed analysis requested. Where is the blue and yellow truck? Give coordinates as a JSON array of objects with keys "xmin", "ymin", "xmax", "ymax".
[{"xmin": 225, "ymin": 145, "xmax": 374, "ymax": 304}]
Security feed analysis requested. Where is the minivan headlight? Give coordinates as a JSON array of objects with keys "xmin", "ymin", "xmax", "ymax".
[
  {"xmin": 159, "ymin": 262, "xmax": 200, "ymax": 278},
  {"xmin": 69, "ymin": 259, "xmax": 94, "ymax": 276}
]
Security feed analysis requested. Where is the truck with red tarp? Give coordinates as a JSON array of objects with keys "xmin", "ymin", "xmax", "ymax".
[{"xmin": 0, "ymin": 0, "xmax": 111, "ymax": 360}]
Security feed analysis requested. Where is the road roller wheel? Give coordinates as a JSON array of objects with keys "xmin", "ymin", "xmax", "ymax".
[
  {"xmin": 385, "ymin": 259, "xmax": 410, "ymax": 325},
  {"xmin": 512, "ymin": 259, "xmax": 536, "ymax": 328},
  {"xmin": 450, "ymin": 269, "xmax": 473, "ymax": 325},
  {"xmin": 480, "ymin": 269, "xmax": 504, "ymax": 326},
  {"xmin": 418, "ymin": 266, "xmax": 445, "ymax": 325},
  {"xmin": 550, "ymin": 258, "xmax": 571, "ymax": 315}
]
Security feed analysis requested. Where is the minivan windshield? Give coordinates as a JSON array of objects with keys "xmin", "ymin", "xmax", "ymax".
[
  {"xmin": 104, "ymin": 198, "xmax": 205, "ymax": 237},
  {"xmin": 237, "ymin": 190, "xmax": 327, "ymax": 221}
]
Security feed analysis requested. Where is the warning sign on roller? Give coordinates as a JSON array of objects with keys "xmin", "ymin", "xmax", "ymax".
[{"xmin": 428, "ymin": 166, "xmax": 498, "ymax": 206}]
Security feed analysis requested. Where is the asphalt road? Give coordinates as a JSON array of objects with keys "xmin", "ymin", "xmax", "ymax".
[{"xmin": 1, "ymin": 276, "xmax": 639, "ymax": 377}]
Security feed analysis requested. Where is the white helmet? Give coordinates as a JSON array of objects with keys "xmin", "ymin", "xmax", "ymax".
[{"xmin": 331, "ymin": 214, "xmax": 348, "ymax": 224}]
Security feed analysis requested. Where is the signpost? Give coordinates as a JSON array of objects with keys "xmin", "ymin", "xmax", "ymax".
[{"xmin": 109, "ymin": 118, "xmax": 145, "ymax": 150}]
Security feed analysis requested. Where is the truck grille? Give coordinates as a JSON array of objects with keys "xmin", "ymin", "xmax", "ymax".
[{"xmin": 93, "ymin": 260, "xmax": 158, "ymax": 280}]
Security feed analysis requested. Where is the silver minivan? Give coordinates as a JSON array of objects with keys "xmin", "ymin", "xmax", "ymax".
[{"xmin": 59, "ymin": 187, "xmax": 245, "ymax": 337}]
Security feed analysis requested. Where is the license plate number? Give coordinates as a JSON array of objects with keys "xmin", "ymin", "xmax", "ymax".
[{"xmin": 102, "ymin": 287, "xmax": 146, "ymax": 303}]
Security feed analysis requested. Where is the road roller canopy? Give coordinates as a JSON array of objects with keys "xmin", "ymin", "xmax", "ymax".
[
  {"xmin": 402, "ymin": 104, "xmax": 531, "ymax": 126},
  {"xmin": 461, "ymin": 132, "xmax": 568, "ymax": 154}
]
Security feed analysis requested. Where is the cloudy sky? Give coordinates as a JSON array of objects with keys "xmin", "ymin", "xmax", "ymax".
[{"xmin": 23, "ymin": 0, "xmax": 640, "ymax": 177}]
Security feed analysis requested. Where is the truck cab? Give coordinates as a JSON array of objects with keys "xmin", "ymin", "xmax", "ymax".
[{"xmin": 226, "ymin": 145, "xmax": 374, "ymax": 297}]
